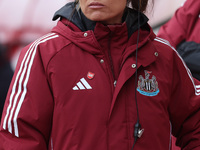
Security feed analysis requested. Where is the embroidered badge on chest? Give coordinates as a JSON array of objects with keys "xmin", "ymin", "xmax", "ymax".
[{"xmin": 137, "ymin": 70, "xmax": 159, "ymax": 96}]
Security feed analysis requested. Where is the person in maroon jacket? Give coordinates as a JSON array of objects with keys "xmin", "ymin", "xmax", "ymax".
[
  {"xmin": 158, "ymin": 0, "xmax": 200, "ymax": 81},
  {"xmin": 0, "ymin": 0, "xmax": 200, "ymax": 149}
]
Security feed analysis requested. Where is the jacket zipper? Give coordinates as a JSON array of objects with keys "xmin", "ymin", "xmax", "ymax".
[{"xmin": 107, "ymin": 31, "xmax": 117, "ymax": 87}]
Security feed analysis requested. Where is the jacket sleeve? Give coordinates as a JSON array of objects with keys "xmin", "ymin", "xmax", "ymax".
[
  {"xmin": 157, "ymin": 0, "xmax": 200, "ymax": 48},
  {"xmin": 0, "ymin": 37, "xmax": 55, "ymax": 150},
  {"xmin": 169, "ymin": 49, "xmax": 200, "ymax": 149}
]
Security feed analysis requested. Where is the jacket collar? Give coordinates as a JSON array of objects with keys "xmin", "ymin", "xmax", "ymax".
[{"xmin": 52, "ymin": 2, "xmax": 157, "ymax": 67}]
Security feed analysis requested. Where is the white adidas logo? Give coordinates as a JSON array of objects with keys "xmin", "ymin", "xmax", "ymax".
[{"xmin": 73, "ymin": 78, "xmax": 92, "ymax": 90}]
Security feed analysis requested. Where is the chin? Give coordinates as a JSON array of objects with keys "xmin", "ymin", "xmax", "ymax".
[{"xmin": 86, "ymin": 13, "xmax": 106, "ymax": 22}]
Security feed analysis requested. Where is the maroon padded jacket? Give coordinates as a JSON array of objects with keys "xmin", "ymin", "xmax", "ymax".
[{"xmin": 1, "ymin": 2, "xmax": 200, "ymax": 150}]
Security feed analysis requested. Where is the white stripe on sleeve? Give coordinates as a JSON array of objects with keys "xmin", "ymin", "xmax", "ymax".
[
  {"xmin": 154, "ymin": 37, "xmax": 200, "ymax": 96},
  {"xmin": 3, "ymin": 33, "xmax": 59, "ymax": 137}
]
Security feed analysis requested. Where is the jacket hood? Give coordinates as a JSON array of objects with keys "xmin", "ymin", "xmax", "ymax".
[{"xmin": 53, "ymin": 2, "xmax": 149, "ymax": 38}]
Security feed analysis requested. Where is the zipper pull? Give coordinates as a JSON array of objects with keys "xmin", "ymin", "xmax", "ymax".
[{"xmin": 114, "ymin": 80, "xmax": 117, "ymax": 87}]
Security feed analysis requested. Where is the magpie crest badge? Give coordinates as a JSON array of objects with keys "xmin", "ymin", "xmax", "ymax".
[{"xmin": 137, "ymin": 70, "xmax": 159, "ymax": 96}]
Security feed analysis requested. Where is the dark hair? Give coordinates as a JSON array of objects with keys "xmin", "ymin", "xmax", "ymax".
[{"xmin": 127, "ymin": 0, "xmax": 149, "ymax": 12}]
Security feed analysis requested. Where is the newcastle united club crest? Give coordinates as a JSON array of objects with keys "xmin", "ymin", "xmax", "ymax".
[{"xmin": 137, "ymin": 70, "xmax": 159, "ymax": 96}]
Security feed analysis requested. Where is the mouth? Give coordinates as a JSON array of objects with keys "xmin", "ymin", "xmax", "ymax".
[{"xmin": 88, "ymin": 2, "xmax": 105, "ymax": 9}]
